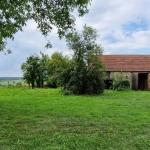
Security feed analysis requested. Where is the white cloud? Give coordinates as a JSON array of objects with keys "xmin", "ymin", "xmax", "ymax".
[{"xmin": 1, "ymin": 0, "xmax": 150, "ymax": 76}]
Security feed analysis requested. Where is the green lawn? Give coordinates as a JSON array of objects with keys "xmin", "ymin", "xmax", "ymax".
[{"xmin": 0, "ymin": 87, "xmax": 150, "ymax": 150}]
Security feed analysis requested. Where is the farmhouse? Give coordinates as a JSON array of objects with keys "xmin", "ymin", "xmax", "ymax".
[{"xmin": 98, "ymin": 55, "xmax": 150, "ymax": 90}]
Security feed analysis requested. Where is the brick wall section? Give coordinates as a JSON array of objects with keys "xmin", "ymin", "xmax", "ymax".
[{"xmin": 98, "ymin": 55, "xmax": 150, "ymax": 71}]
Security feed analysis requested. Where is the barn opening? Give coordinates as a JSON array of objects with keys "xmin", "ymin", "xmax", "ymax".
[
  {"xmin": 138, "ymin": 73, "xmax": 148, "ymax": 90},
  {"xmin": 104, "ymin": 79, "xmax": 113, "ymax": 89}
]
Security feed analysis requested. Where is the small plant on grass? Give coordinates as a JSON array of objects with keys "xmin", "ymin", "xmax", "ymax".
[
  {"xmin": 16, "ymin": 82, "xmax": 22, "ymax": 87},
  {"xmin": 113, "ymin": 72, "xmax": 130, "ymax": 91},
  {"xmin": 61, "ymin": 88, "xmax": 72, "ymax": 95},
  {"xmin": 8, "ymin": 84, "xmax": 13, "ymax": 87}
]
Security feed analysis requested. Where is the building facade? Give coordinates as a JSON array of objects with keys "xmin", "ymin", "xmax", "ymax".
[{"xmin": 98, "ymin": 55, "xmax": 150, "ymax": 90}]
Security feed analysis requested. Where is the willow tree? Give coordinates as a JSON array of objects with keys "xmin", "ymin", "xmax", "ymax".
[
  {"xmin": 0, "ymin": 0, "xmax": 91, "ymax": 54},
  {"xmin": 62, "ymin": 25, "xmax": 105, "ymax": 94}
]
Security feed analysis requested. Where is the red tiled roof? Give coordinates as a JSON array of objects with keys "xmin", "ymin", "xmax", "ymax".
[{"xmin": 98, "ymin": 55, "xmax": 150, "ymax": 71}]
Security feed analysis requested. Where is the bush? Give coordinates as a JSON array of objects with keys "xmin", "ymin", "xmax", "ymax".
[
  {"xmin": 113, "ymin": 73, "xmax": 130, "ymax": 91},
  {"xmin": 113, "ymin": 80, "xmax": 130, "ymax": 91},
  {"xmin": 46, "ymin": 76, "xmax": 58, "ymax": 88},
  {"xmin": 16, "ymin": 82, "xmax": 22, "ymax": 87},
  {"xmin": 61, "ymin": 68, "xmax": 105, "ymax": 95},
  {"xmin": 61, "ymin": 89, "xmax": 72, "ymax": 95}
]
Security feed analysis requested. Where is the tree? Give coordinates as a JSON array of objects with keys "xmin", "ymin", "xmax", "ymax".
[
  {"xmin": 47, "ymin": 52, "xmax": 71, "ymax": 88},
  {"xmin": 21, "ymin": 53, "xmax": 50, "ymax": 88},
  {"xmin": 62, "ymin": 25, "xmax": 105, "ymax": 94},
  {"xmin": 0, "ymin": 0, "xmax": 91, "ymax": 53},
  {"xmin": 39, "ymin": 52, "xmax": 50, "ymax": 88},
  {"xmin": 21, "ymin": 54, "xmax": 40, "ymax": 88}
]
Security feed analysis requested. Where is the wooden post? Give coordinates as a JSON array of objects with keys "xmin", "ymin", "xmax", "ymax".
[
  {"xmin": 147, "ymin": 73, "xmax": 150, "ymax": 90},
  {"xmin": 132, "ymin": 73, "xmax": 138, "ymax": 90}
]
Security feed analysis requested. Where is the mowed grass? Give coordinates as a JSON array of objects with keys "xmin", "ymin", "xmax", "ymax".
[{"xmin": 0, "ymin": 87, "xmax": 150, "ymax": 150}]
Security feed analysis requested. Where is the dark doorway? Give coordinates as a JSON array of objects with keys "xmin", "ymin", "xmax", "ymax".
[
  {"xmin": 132, "ymin": 73, "xmax": 138, "ymax": 90},
  {"xmin": 138, "ymin": 73, "xmax": 148, "ymax": 90},
  {"xmin": 104, "ymin": 80, "xmax": 113, "ymax": 89}
]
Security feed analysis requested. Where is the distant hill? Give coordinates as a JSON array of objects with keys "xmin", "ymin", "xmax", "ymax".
[{"xmin": 0, "ymin": 77, "xmax": 22, "ymax": 81}]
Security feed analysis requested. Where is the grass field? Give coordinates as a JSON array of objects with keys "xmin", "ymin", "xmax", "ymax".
[{"xmin": 0, "ymin": 87, "xmax": 150, "ymax": 150}]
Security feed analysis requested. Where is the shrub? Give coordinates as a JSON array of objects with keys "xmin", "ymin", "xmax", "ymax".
[
  {"xmin": 16, "ymin": 82, "xmax": 22, "ymax": 87},
  {"xmin": 46, "ymin": 76, "xmax": 58, "ymax": 88},
  {"xmin": 113, "ymin": 73, "xmax": 130, "ymax": 91},
  {"xmin": 61, "ymin": 67, "xmax": 105, "ymax": 95},
  {"xmin": 61, "ymin": 89, "xmax": 72, "ymax": 95}
]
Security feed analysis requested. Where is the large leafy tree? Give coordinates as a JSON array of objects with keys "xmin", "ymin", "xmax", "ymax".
[
  {"xmin": 21, "ymin": 53, "xmax": 50, "ymax": 88},
  {"xmin": 0, "ymin": 0, "xmax": 91, "ymax": 53},
  {"xmin": 21, "ymin": 54, "xmax": 39, "ymax": 89},
  {"xmin": 47, "ymin": 52, "xmax": 71, "ymax": 88},
  {"xmin": 62, "ymin": 25, "xmax": 105, "ymax": 94}
]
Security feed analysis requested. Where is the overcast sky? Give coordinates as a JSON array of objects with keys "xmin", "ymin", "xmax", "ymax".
[{"xmin": 1, "ymin": 0, "xmax": 150, "ymax": 77}]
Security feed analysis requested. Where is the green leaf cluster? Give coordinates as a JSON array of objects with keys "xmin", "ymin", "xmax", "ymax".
[
  {"xmin": 0, "ymin": 0, "xmax": 91, "ymax": 53},
  {"xmin": 112, "ymin": 72, "xmax": 130, "ymax": 91},
  {"xmin": 21, "ymin": 52, "xmax": 49, "ymax": 88},
  {"xmin": 21, "ymin": 25, "xmax": 105, "ymax": 95},
  {"xmin": 21, "ymin": 51, "xmax": 71, "ymax": 89},
  {"xmin": 61, "ymin": 25, "xmax": 105, "ymax": 95},
  {"xmin": 46, "ymin": 52, "xmax": 71, "ymax": 88}
]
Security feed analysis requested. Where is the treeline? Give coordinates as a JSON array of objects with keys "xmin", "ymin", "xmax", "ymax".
[
  {"xmin": 0, "ymin": 77, "xmax": 22, "ymax": 81},
  {"xmin": 21, "ymin": 25, "xmax": 105, "ymax": 95}
]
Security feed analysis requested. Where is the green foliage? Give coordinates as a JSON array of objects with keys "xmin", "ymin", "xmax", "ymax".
[
  {"xmin": 61, "ymin": 88, "xmax": 72, "ymax": 95},
  {"xmin": 8, "ymin": 84, "xmax": 13, "ymax": 87},
  {"xmin": 20, "ymin": 25, "xmax": 105, "ymax": 94},
  {"xmin": 46, "ymin": 76, "xmax": 58, "ymax": 88},
  {"xmin": 15, "ymin": 82, "xmax": 22, "ymax": 87},
  {"xmin": 21, "ymin": 54, "xmax": 40, "ymax": 89},
  {"xmin": 46, "ymin": 52, "xmax": 71, "ymax": 87},
  {"xmin": 0, "ymin": 0, "xmax": 91, "ymax": 54},
  {"xmin": 21, "ymin": 52, "xmax": 49, "ymax": 88},
  {"xmin": 62, "ymin": 66, "xmax": 105, "ymax": 95},
  {"xmin": 21, "ymin": 51, "xmax": 71, "ymax": 89},
  {"xmin": 113, "ymin": 72, "xmax": 130, "ymax": 91},
  {"xmin": 62, "ymin": 25, "xmax": 105, "ymax": 95}
]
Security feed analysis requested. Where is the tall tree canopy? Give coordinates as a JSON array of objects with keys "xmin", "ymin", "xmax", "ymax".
[
  {"xmin": 61, "ymin": 25, "xmax": 105, "ymax": 94},
  {"xmin": 0, "ymin": 0, "xmax": 91, "ymax": 53}
]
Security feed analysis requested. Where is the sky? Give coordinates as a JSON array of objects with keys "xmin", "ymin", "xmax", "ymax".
[{"xmin": 1, "ymin": 0, "xmax": 150, "ymax": 77}]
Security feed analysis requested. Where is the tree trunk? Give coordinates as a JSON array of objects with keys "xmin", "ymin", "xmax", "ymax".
[{"xmin": 31, "ymin": 80, "xmax": 34, "ymax": 89}]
